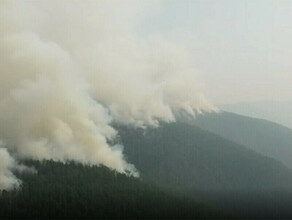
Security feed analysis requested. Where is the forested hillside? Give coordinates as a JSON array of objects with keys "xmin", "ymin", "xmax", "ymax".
[
  {"xmin": 117, "ymin": 122, "xmax": 292, "ymax": 190},
  {"xmin": 2, "ymin": 121, "xmax": 292, "ymax": 218},
  {"xmin": 115, "ymin": 121, "xmax": 292, "ymax": 218},
  {"xmin": 0, "ymin": 160, "xmax": 223, "ymax": 219}
]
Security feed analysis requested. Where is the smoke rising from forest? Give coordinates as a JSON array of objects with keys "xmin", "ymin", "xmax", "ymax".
[{"xmin": 0, "ymin": 0, "xmax": 216, "ymax": 190}]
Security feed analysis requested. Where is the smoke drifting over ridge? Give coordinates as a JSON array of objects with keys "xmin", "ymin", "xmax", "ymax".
[{"xmin": 0, "ymin": 0, "xmax": 216, "ymax": 190}]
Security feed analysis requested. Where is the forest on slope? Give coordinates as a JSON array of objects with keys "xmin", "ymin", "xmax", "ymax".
[
  {"xmin": 117, "ymin": 122, "xmax": 292, "ymax": 190},
  {"xmin": 0, "ymin": 160, "xmax": 224, "ymax": 219},
  {"xmin": 1, "ymin": 120, "xmax": 292, "ymax": 218},
  {"xmin": 116, "ymin": 121, "xmax": 292, "ymax": 218}
]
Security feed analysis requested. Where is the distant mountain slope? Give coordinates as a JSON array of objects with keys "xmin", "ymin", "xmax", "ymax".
[
  {"xmin": 0, "ymin": 161, "xmax": 222, "ymax": 219},
  {"xmin": 220, "ymin": 100, "xmax": 292, "ymax": 129},
  {"xmin": 116, "ymin": 122, "xmax": 292, "ymax": 190},
  {"xmin": 193, "ymin": 112, "xmax": 292, "ymax": 168}
]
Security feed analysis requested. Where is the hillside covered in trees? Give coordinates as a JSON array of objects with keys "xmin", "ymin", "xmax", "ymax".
[
  {"xmin": 0, "ymin": 160, "xmax": 225, "ymax": 219},
  {"xmin": 117, "ymin": 122, "xmax": 292, "ymax": 190},
  {"xmin": 116, "ymin": 121, "xmax": 292, "ymax": 218},
  {"xmin": 1, "ymin": 121, "xmax": 292, "ymax": 218}
]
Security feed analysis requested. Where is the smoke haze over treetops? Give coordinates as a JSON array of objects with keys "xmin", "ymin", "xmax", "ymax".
[{"xmin": 0, "ymin": 0, "xmax": 216, "ymax": 190}]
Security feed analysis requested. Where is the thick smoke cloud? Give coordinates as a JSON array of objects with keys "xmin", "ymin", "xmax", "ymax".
[
  {"xmin": 0, "ymin": 0, "xmax": 216, "ymax": 190},
  {"xmin": 0, "ymin": 147, "xmax": 21, "ymax": 191}
]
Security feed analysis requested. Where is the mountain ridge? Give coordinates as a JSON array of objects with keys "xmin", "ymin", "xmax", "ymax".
[{"xmin": 193, "ymin": 111, "xmax": 292, "ymax": 168}]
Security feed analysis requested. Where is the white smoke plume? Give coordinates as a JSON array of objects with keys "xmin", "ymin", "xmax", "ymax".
[
  {"xmin": 0, "ymin": 147, "xmax": 21, "ymax": 191},
  {"xmin": 0, "ymin": 0, "xmax": 217, "ymax": 190}
]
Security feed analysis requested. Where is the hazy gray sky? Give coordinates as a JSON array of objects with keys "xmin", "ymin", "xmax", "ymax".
[{"xmin": 142, "ymin": 0, "xmax": 292, "ymax": 104}]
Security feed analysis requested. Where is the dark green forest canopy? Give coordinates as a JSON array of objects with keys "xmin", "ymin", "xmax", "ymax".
[
  {"xmin": 116, "ymin": 122, "xmax": 292, "ymax": 190},
  {"xmin": 2, "ymin": 120, "xmax": 292, "ymax": 219},
  {"xmin": 114, "ymin": 121, "xmax": 292, "ymax": 218},
  {"xmin": 0, "ymin": 160, "xmax": 224, "ymax": 219}
]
